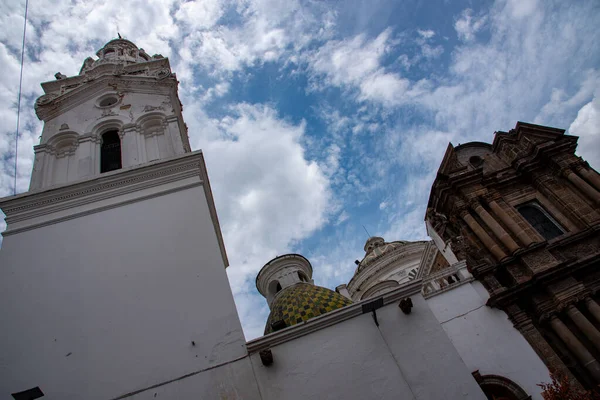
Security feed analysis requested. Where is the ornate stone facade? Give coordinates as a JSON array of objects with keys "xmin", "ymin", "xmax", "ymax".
[{"xmin": 426, "ymin": 122, "xmax": 600, "ymax": 390}]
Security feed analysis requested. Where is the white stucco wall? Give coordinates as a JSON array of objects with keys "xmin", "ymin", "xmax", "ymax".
[
  {"xmin": 427, "ymin": 281, "xmax": 551, "ymax": 399},
  {"xmin": 249, "ymin": 294, "xmax": 486, "ymax": 400},
  {"xmin": 125, "ymin": 357, "xmax": 262, "ymax": 399},
  {"xmin": 0, "ymin": 183, "xmax": 245, "ymax": 399}
]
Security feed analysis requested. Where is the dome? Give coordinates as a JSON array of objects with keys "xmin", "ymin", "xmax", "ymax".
[
  {"xmin": 357, "ymin": 237, "xmax": 407, "ymax": 272},
  {"xmin": 79, "ymin": 38, "xmax": 158, "ymax": 75},
  {"xmin": 264, "ymin": 283, "xmax": 352, "ymax": 334}
]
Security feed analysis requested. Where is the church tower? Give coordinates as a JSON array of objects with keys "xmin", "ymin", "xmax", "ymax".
[
  {"xmin": 0, "ymin": 39, "xmax": 247, "ymax": 399},
  {"xmin": 256, "ymin": 254, "xmax": 352, "ymax": 334}
]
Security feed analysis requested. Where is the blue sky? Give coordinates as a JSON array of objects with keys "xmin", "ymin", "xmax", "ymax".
[{"xmin": 1, "ymin": 0, "xmax": 599, "ymax": 339}]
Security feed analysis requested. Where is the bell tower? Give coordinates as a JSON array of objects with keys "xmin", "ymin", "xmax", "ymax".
[
  {"xmin": 0, "ymin": 39, "xmax": 247, "ymax": 399},
  {"xmin": 30, "ymin": 38, "xmax": 190, "ymax": 190}
]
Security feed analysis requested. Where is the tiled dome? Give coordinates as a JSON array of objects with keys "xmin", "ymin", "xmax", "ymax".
[{"xmin": 264, "ymin": 283, "xmax": 352, "ymax": 334}]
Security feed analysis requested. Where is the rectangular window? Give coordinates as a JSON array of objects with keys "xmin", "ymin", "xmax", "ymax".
[
  {"xmin": 517, "ymin": 201, "xmax": 564, "ymax": 241},
  {"xmin": 11, "ymin": 387, "xmax": 44, "ymax": 400}
]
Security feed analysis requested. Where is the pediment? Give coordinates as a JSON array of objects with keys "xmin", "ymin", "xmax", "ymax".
[{"xmin": 35, "ymin": 73, "xmax": 178, "ymax": 122}]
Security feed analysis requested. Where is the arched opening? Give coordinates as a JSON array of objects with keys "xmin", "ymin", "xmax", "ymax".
[
  {"xmin": 469, "ymin": 155, "xmax": 484, "ymax": 168},
  {"xmin": 100, "ymin": 130, "xmax": 122, "ymax": 173},
  {"xmin": 473, "ymin": 371, "xmax": 530, "ymax": 400},
  {"xmin": 298, "ymin": 271, "xmax": 309, "ymax": 282},
  {"xmin": 268, "ymin": 280, "xmax": 283, "ymax": 299},
  {"xmin": 103, "ymin": 48, "xmax": 116, "ymax": 58},
  {"xmin": 517, "ymin": 202, "xmax": 564, "ymax": 241}
]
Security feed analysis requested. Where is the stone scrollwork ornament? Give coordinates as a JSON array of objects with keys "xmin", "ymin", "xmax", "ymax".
[
  {"xmin": 155, "ymin": 68, "xmax": 171, "ymax": 80},
  {"xmin": 35, "ymin": 93, "xmax": 57, "ymax": 108},
  {"xmin": 450, "ymin": 235, "xmax": 467, "ymax": 261},
  {"xmin": 113, "ymin": 64, "xmax": 125, "ymax": 76}
]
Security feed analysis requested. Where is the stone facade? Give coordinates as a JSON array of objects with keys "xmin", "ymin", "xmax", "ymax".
[{"xmin": 426, "ymin": 122, "xmax": 600, "ymax": 390}]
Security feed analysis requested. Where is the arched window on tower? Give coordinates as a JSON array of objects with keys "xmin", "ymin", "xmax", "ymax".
[
  {"xmin": 100, "ymin": 130, "xmax": 122, "ymax": 173},
  {"xmin": 298, "ymin": 271, "xmax": 309, "ymax": 282},
  {"xmin": 517, "ymin": 201, "xmax": 564, "ymax": 241}
]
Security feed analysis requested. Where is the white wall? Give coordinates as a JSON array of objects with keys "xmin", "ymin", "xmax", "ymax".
[
  {"xmin": 427, "ymin": 281, "xmax": 551, "ymax": 399},
  {"xmin": 0, "ymin": 183, "xmax": 245, "ymax": 399},
  {"xmin": 249, "ymin": 295, "xmax": 486, "ymax": 400},
  {"xmin": 126, "ymin": 358, "xmax": 262, "ymax": 400}
]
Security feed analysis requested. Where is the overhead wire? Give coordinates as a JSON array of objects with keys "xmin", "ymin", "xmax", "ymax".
[{"xmin": 14, "ymin": 0, "xmax": 29, "ymax": 195}]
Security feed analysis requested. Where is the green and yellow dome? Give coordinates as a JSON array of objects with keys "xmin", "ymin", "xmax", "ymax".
[{"xmin": 264, "ymin": 283, "xmax": 353, "ymax": 334}]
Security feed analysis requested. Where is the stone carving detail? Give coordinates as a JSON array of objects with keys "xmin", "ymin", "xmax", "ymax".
[
  {"xmin": 483, "ymin": 274, "xmax": 504, "ymax": 294},
  {"xmin": 35, "ymin": 93, "xmax": 57, "ymax": 108},
  {"xmin": 155, "ymin": 68, "xmax": 171, "ymax": 80},
  {"xmin": 552, "ymin": 238, "xmax": 600, "ymax": 262},
  {"xmin": 506, "ymin": 264, "xmax": 531, "ymax": 284},
  {"xmin": 100, "ymin": 108, "xmax": 118, "ymax": 118},
  {"xmin": 143, "ymin": 104, "xmax": 166, "ymax": 112},
  {"xmin": 521, "ymin": 249, "xmax": 558, "ymax": 273},
  {"xmin": 450, "ymin": 235, "xmax": 467, "ymax": 261}
]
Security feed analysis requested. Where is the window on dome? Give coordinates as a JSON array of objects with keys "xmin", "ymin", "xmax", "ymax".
[
  {"xmin": 517, "ymin": 201, "xmax": 564, "ymax": 241},
  {"xmin": 276, "ymin": 282, "xmax": 282, "ymax": 293},
  {"xmin": 298, "ymin": 271, "xmax": 309, "ymax": 282},
  {"xmin": 469, "ymin": 155, "xmax": 483, "ymax": 168},
  {"xmin": 104, "ymin": 48, "xmax": 115, "ymax": 58},
  {"xmin": 100, "ymin": 130, "xmax": 122, "ymax": 173}
]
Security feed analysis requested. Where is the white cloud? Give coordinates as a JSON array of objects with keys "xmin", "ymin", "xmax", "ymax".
[
  {"xmin": 175, "ymin": 0, "xmax": 224, "ymax": 31},
  {"xmin": 174, "ymin": 0, "xmax": 335, "ymax": 77},
  {"xmin": 569, "ymin": 95, "xmax": 600, "ymax": 168},
  {"xmin": 310, "ymin": 29, "xmax": 392, "ymax": 88},
  {"xmin": 417, "ymin": 29, "xmax": 435, "ymax": 39},
  {"xmin": 336, "ymin": 210, "xmax": 349, "ymax": 225},
  {"xmin": 179, "ymin": 102, "xmax": 332, "ymax": 339},
  {"xmin": 454, "ymin": 9, "xmax": 487, "ymax": 42}
]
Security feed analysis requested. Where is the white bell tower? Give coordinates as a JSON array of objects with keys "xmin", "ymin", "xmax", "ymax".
[
  {"xmin": 0, "ymin": 39, "xmax": 247, "ymax": 400},
  {"xmin": 30, "ymin": 38, "xmax": 191, "ymax": 189}
]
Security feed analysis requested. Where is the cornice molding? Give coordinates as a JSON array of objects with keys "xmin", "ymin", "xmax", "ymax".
[
  {"xmin": 0, "ymin": 151, "xmax": 229, "ymax": 267},
  {"xmin": 246, "ymin": 280, "xmax": 423, "ymax": 353}
]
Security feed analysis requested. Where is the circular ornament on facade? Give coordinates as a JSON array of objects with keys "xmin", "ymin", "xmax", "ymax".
[
  {"xmin": 155, "ymin": 68, "xmax": 171, "ymax": 80},
  {"xmin": 96, "ymin": 94, "xmax": 120, "ymax": 108}
]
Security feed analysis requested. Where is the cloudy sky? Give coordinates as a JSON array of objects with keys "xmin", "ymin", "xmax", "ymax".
[{"xmin": 1, "ymin": 0, "xmax": 599, "ymax": 339}]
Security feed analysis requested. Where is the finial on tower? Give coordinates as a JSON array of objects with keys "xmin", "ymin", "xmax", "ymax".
[{"xmin": 118, "ymin": 32, "xmax": 122, "ymax": 39}]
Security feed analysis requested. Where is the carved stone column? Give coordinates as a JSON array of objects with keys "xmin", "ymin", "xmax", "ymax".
[
  {"xmin": 549, "ymin": 314, "xmax": 600, "ymax": 383},
  {"xmin": 584, "ymin": 297, "xmax": 600, "ymax": 325},
  {"xmin": 459, "ymin": 208, "xmax": 507, "ymax": 261},
  {"xmin": 574, "ymin": 164, "xmax": 600, "ymax": 192},
  {"xmin": 565, "ymin": 304, "xmax": 600, "ymax": 352},
  {"xmin": 505, "ymin": 304, "xmax": 583, "ymax": 391},
  {"xmin": 563, "ymin": 167, "xmax": 600, "ymax": 204},
  {"xmin": 486, "ymin": 195, "xmax": 535, "ymax": 247},
  {"xmin": 472, "ymin": 199, "xmax": 520, "ymax": 253}
]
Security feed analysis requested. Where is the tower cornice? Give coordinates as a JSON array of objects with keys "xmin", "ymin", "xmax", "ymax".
[{"xmin": 0, "ymin": 151, "xmax": 229, "ymax": 268}]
